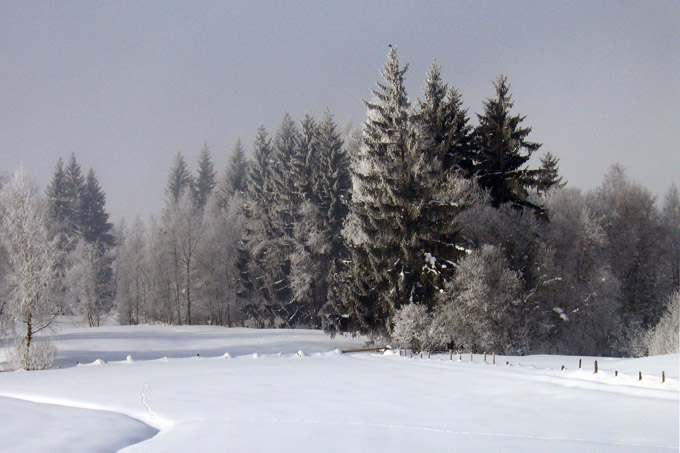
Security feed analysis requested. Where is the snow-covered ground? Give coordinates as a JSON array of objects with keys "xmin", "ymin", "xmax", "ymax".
[{"xmin": 0, "ymin": 324, "xmax": 677, "ymax": 452}]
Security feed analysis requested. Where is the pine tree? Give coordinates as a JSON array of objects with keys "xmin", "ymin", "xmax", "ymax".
[
  {"xmin": 415, "ymin": 61, "xmax": 474, "ymax": 177},
  {"xmin": 342, "ymin": 47, "xmax": 418, "ymax": 333},
  {"xmin": 220, "ymin": 139, "xmax": 248, "ymax": 202},
  {"xmin": 166, "ymin": 152, "xmax": 193, "ymax": 204},
  {"xmin": 536, "ymin": 151, "xmax": 566, "ymax": 194},
  {"xmin": 79, "ymin": 168, "xmax": 114, "ymax": 248},
  {"xmin": 474, "ymin": 75, "xmax": 542, "ymax": 209},
  {"xmin": 411, "ymin": 61, "xmax": 483, "ymax": 306},
  {"xmin": 271, "ymin": 113, "xmax": 304, "ymax": 237},
  {"xmin": 314, "ymin": 110, "xmax": 351, "ymax": 243},
  {"xmin": 247, "ymin": 127, "xmax": 275, "ymax": 207},
  {"xmin": 240, "ymin": 127, "xmax": 279, "ymax": 325},
  {"xmin": 194, "ymin": 143, "xmax": 216, "ymax": 209},
  {"xmin": 45, "ymin": 158, "xmax": 71, "ymax": 229},
  {"xmin": 64, "ymin": 153, "xmax": 86, "ymax": 236}
]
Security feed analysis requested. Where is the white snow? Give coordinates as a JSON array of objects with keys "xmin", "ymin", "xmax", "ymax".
[{"xmin": 0, "ymin": 324, "xmax": 677, "ymax": 452}]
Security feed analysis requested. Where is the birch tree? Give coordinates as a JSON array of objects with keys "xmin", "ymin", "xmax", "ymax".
[{"xmin": 0, "ymin": 168, "xmax": 63, "ymax": 370}]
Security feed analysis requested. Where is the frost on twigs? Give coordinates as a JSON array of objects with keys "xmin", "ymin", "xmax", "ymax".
[{"xmin": 9, "ymin": 337, "xmax": 55, "ymax": 371}]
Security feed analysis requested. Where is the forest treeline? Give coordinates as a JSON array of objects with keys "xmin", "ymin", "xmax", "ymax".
[{"xmin": 1, "ymin": 49, "xmax": 678, "ymax": 369}]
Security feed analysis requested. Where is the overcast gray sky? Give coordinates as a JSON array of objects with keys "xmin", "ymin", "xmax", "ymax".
[{"xmin": 1, "ymin": 1, "xmax": 678, "ymax": 221}]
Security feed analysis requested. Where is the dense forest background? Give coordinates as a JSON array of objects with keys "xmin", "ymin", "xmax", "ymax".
[{"xmin": 1, "ymin": 50, "xmax": 678, "ymax": 369}]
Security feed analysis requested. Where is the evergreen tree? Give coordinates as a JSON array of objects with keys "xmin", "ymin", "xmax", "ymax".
[
  {"xmin": 240, "ymin": 127, "xmax": 279, "ymax": 325},
  {"xmin": 45, "ymin": 158, "xmax": 71, "ymax": 228},
  {"xmin": 165, "ymin": 152, "xmax": 193, "ymax": 204},
  {"xmin": 271, "ymin": 113, "xmax": 304, "ymax": 236},
  {"xmin": 536, "ymin": 151, "xmax": 566, "ymax": 194},
  {"xmin": 411, "ymin": 61, "xmax": 483, "ymax": 306},
  {"xmin": 474, "ymin": 75, "xmax": 542, "ymax": 209},
  {"xmin": 342, "ymin": 48, "xmax": 418, "ymax": 333},
  {"xmin": 314, "ymin": 110, "xmax": 351, "ymax": 242},
  {"xmin": 220, "ymin": 139, "xmax": 248, "ymax": 202},
  {"xmin": 79, "ymin": 168, "xmax": 114, "ymax": 248},
  {"xmin": 247, "ymin": 127, "xmax": 275, "ymax": 207},
  {"xmin": 194, "ymin": 143, "xmax": 216, "ymax": 209},
  {"xmin": 415, "ymin": 61, "xmax": 474, "ymax": 177},
  {"xmin": 64, "ymin": 153, "xmax": 86, "ymax": 236}
]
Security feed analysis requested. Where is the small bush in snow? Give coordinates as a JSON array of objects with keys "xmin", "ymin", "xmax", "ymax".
[
  {"xmin": 391, "ymin": 304, "xmax": 432, "ymax": 352},
  {"xmin": 9, "ymin": 337, "xmax": 56, "ymax": 371},
  {"xmin": 644, "ymin": 290, "xmax": 679, "ymax": 355}
]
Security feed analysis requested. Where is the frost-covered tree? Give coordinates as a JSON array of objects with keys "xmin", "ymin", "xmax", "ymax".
[
  {"xmin": 0, "ymin": 168, "xmax": 63, "ymax": 370},
  {"xmin": 163, "ymin": 191, "xmax": 204, "ymax": 324},
  {"xmin": 114, "ymin": 217, "xmax": 149, "ymax": 325},
  {"xmin": 588, "ymin": 165, "xmax": 662, "ymax": 328},
  {"xmin": 531, "ymin": 188, "xmax": 621, "ymax": 355},
  {"xmin": 45, "ymin": 157, "xmax": 71, "ymax": 232},
  {"xmin": 166, "ymin": 152, "xmax": 193, "ymax": 204},
  {"xmin": 66, "ymin": 238, "xmax": 110, "ymax": 327},
  {"xmin": 194, "ymin": 193, "xmax": 244, "ymax": 326},
  {"xmin": 660, "ymin": 185, "xmax": 680, "ymax": 294},
  {"xmin": 342, "ymin": 47, "xmax": 418, "ymax": 333},
  {"xmin": 644, "ymin": 290, "xmax": 679, "ymax": 355},
  {"xmin": 434, "ymin": 245, "xmax": 525, "ymax": 354},
  {"xmin": 415, "ymin": 61, "xmax": 474, "ymax": 177},
  {"xmin": 412, "ymin": 63, "xmax": 485, "ymax": 306},
  {"xmin": 390, "ymin": 303, "xmax": 433, "ymax": 352},
  {"xmin": 219, "ymin": 139, "xmax": 248, "ymax": 202},
  {"xmin": 473, "ymin": 75, "xmax": 542, "ymax": 209},
  {"xmin": 194, "ymin": 144, "xmax": 216, "ymax": 209},
  {"xmin": 79, "ymin": 168, "xmax": 114, "ymax": 248},
  {"xmin": 290, "ymin": 201, "xmax": 330, "ymax": 327}
]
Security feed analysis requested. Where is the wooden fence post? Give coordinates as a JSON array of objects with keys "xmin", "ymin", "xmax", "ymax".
[
  {"xmin": 483, "ymin": 352, "xmax": 487, "ymax": 363},
  {"xmin": 578, "ymin": 359, "xmax": 582, "ymax": 369},
  {"xmin": 615, "ymin": 370, "xmax": 618, "ymax": 377},
  {"xmin": 662, "ymin": 371, "xmax": 665, "ymax": 384},
  {"xmin": 470, "ymin": 352, "xmax": 473, "ymax": 362},
  {"xmin": 449, "ymin": 350, "xmax": 453, "ymax": 361},
  {"xmin": 638, "ymin": 371, "xmax": 642, "ymax": 381},
  {"xmin": 492, "ymin": 352, "xmax": 496, "ymax": 365},
  {"xmin": 594, "ymin": 360, "xmax": 598, "ymax": 374}
]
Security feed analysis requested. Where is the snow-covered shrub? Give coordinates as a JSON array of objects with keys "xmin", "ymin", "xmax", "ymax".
[
  {"xmin": 9, "ymin": 337, "xmax": 56, "ymax": 371},
  {"xmin": 391, "ymin": 303, "xmax": 432, "ymax": 352},
  {"xmin": 644, "ymin": 290, "xmax": 679, "ymax": 355}
]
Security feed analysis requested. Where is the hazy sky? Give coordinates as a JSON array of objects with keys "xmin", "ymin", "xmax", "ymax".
[{"xmin": 1, "ymin": 1, "xmax": 678, "ymax": 222}]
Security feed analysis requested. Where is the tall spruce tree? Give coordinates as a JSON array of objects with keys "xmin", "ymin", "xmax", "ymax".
[
  {"xmin": 474, "ymin": 75, "xmax": 542, "ymax": 209},
  {"xmin": 45, "ymin": 158, "xmax": 71, "ymax": 229},
  {"xmin": 194, "ymin": 144, "xmax": 216, "ymax": 209},
  {"xmin": 342, "ymin": 48, "xmax": 419, "ymax": 333},
  {"xmin": 412, "ymin": 62, "xmax": 485, "ymax": 307},
  {"xmin": 536, "ymin": 152, "xmax": 566, "ymax": 194},
  {"xmin": 241, "ymin": 127, "xmax": 279, "ymax": 324},
  {"xmin": 220, "ymin": 139, "xmax": 248, "ymax": 201},
  {"xmin": 64, "ymin": 153, "xmax": 86, "ymax": 237},
  {"xmin": 415, "ymin": 62, "xmax": 474, "ymax": 177},
  {"xmin": 166, "ymin": 152, "xmax": 193, "ymax": 204},
  {"xmin": 79, "ymin": 168, "xmax": 114, "ymax": 248}
]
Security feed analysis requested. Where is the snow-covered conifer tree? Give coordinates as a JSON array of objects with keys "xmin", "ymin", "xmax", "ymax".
[
  {"xmin": 194, "ymin": 144, "xmax": 216, "ymax": 209},
  {"xmin": 473, "ymin": 76, "xmax": 542, "ymax": 209},
  {"xmin": 166, "ymin": 152, "xmax": 193, "ymax": 204}
]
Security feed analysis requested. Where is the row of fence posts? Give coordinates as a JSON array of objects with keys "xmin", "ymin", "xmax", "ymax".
[{"xmin": 397, "ymin": 349, "xmax": 666, "ymax": 384}]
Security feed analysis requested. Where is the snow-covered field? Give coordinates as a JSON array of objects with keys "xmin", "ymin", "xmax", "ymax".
[{"xmin": 0, "ymin": 324, "xmax": 677, "ymax": 452}]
